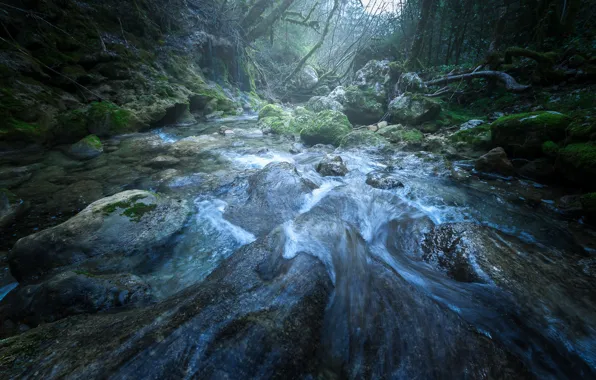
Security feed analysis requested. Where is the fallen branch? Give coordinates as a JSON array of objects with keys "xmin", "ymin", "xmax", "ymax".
[{"xmin": 425, "ymin": 70, "xmax": 530, "ymax": 92}]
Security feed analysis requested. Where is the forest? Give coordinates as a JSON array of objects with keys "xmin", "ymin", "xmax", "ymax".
[{"xmin": 0, "ymin": 0, "xmax": 595, "ymax": 378}]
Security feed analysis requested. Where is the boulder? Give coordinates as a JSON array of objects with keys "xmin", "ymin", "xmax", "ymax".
[
  {"xmin": 68, "ymin": 134, "xmax": 103, "ymax": 160},
  {"xmin": 388, "ymin": 94, "xmax": 441, "ymax": 125},
  {"xmin": 353, "ymin": 60, "xmax": 391, "ymax": 91},
  {"xmin": 517, "ymin": 158, "xmax": 555, "ymax": 181},
  {"xmin": 0, "ymin": 188, "xmax": 24, "ymax": 228},
  {"xmin": 343, "ymin": 85, "xmax": 385, "ymax": 125},
  {"xmin": 305, "ymin": 96, "xmax": 344, "ymax": 113},
  {"xmin": 449, "ymin": 124, "xmax": 492, "ymax": 151},
  {"xmin": 474, "ymin": 147, "xmax": 514, "ymax": 175},
  {"xmin": 257, "ymin": 104, "xmax": 296, "ymax": 135},
  {"xmin": 9, "ymin": 190, "xmax": 191, "ymax": 282},
  {"xmin": 292, "ymin": 65, "xmax": 319, "ymax": 90},
  {"xmin": 395, "ymin": 72, "xmax": 427, "ymax": 94},
  {"xmin": 224, "ymin": 162, "xmax": 317, "ymax": 237},
  {"xmin": 300, "ymin": 110, "xmax": 352, "ymax": 146},
  {"xmin": 490, "ymin": 111, "xmax": 571, "ymax": 157},
  {"xmin": 377, "ymin": 124, "xmax": 424, "ymax": 144},
  {"xmin": 340, "ymin": 130, "xmax": 387, "ymax": 149},
  {"xmin": 0, "ymin": 271, "xmax": 154, "ymax": 334},
  {"xmin": 328, "ymin": 86, "xmax": 347, "ymax": 104},
  {"xmin": 366, "ymin": 171, "xmax": 404, "ymax": 189},
  {"xmin": 556, "ymin": 143, "xmax": 596, "ymax": 188},
  {"xmin": 145, "ymin": 155, "xmax": 180, "ymax": 169},
  {"xmin": 316, "ymin": 155, "xmax": 349, "ymax": 177}
]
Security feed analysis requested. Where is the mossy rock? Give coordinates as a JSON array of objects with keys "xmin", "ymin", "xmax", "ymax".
[
  {"xmin": 0, "ymin": 119, "xmax": 46, "ymax": 143},
  {"xmin": 55, "ymin": 102, "xmax": 136, "ymax": 142},
  {"xmin": 491, "ymin": 111, "xmax": 571, "ymax": 158},
  {"xmin": 300, "ymin": 110, "xmax": 352, "ymax": 146},
  {"xmin": 342, "ymin": 85, "xmax": 385, "ymax": 125},
  {"xmin": 580, "ymin": 193, "xmax": 596, "ymax": 217},
  {"xmin": 258, "ymin": 104, "xmax": 286, "ymax": 120},
  {"xmin": 378, "ymin": 124, "xmax": 423, "ymax": 143},
  {"xmin": 68, "ymin": 134, "xmax": 103, "ymax": 160},
  {"xmin": 450, "ymin": 124, "xmax": 492, "ymax": 150},
  {"xmin": 388, "ymin": 93, "xmax": 441, "ymax": 126},
  {"xmin": 558, "ymin": 143, "xmax": 596, "ymax": 188},
  {"xmin": 542, "ymin": 141, "xmax": 559, "ymax": 156},
  {"xmin": 340, "ymin": 130, "xmax": 387, "ymax": 148}
]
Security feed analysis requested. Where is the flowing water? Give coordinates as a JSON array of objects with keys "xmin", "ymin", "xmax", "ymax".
[{"xmin": 1, "ymin": 116, "xmax": 596, "ymax": 378}]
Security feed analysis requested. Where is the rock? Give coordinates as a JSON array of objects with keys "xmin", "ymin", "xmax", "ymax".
[
  {"xmin": 557, "ymin": 143, "xmax": 596, "ymax": 188},
  {"xmin": 51, "ymin": 180, "xmax": 104, "ymax": 213},
  {"xmin": 313, "ymin": 85, "xmax": 331, "ymax": 96},
  {"xmin": 224, "ymin": 162, "xmax": 317, "ymax": 237},
  {"xmin": 300, "ymin": 110, "xmax": 352, "ymax": 146},
  {"xmin": 388, "ymin": 93, "xmax": 441, "ymax": 125},
  {"xmin": 305, "ymin": 96, "xmax": 344, "ymax": 113},
  {"xmin": 449, "ymin": 124, "xmax": 491, "ymax": 151},
  {"xmin": 459, "ymin": 119, "xmax": 484, "ymax": 131},
  {"xmin": 377, "ymin": 121, "xmax": 388, "ymax": 129},
  {"xmin": 152, "ymin": 168, "xmax": 180, "ymax": 183},
  {"xmin": 257, "ymin": 104, "xmax": 296, "ymax": 135},
  {"xmin": 354, "ymin": 60, "xmax": 390, "ymax": 91},
  {"xmin": 289, "ymin": 143, "xmax": 304, "ymax": 154},
  {"xmin": 145, "ymin": 155, "xmax": 180, "ymax": 169},
  {"xmin": 9, "ymin": 190, "xmax": 191, "ymax": 282},
  {"xmin": 556, "ymin": 195, "xmax": 583, "ymax": 216},
  {"xmin": 0, "ymin": 165, "xmax": 36, "ymax": 188},
  {"xmin": 0, "ymin": 189, "xmax": 24, "ymax": 228},
  {"xmin": 517, "ymin": 158, "xmax": 555, "ymax": 181},
  {"xmin": 378, "ymin": 124, "xmax": 424, "ymax": 144},
  {"xmin": 474, "ymin": 147, "xmax": 514, "ymax": 175},
  {"xmin": 169, "ymin": 136, "xmax": 207, "ymax": 156},
  {"xmin": 293, "ymin": 65, "xmax": 319, "ymax": 90},
  {"xmin": 68, "ymin": 134, "xmax": 103, "ymax": 160},
  {"xmin": 340, "ymin": 130, "xmax": 387, "ymax": 149},
  {"xmin": 316, "ymin": 155, "xmax": 349, "ymax": 177},
  {"xmin": 490, "ymin": 111, "xmax": 571, "ymax": 157},
  {"xmin": 328, "ymin": 86, "xmax": 347, "ymax": 104},
  {"xmin": 0, "ymin": 271, "xmax": 154, "ymax": 333},
  {"xmin": 343, "ymin": 85, "xmax": 385, "ymax": 125},
  {"xmin": 395, "ymin": 72, "xmax": 427, "ymax": 94},
  {"xmin": 366, "ymin": 171, "xmax": 404, "ymax": 189}
]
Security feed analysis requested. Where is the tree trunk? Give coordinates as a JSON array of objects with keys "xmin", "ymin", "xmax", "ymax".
[
  {"xmin": 246, "ymin": 0, "xmax": 296, "ymax": 42},
  {"xmin": 408, "ymin": 0, "xmax": 436, "ymax": 68}
]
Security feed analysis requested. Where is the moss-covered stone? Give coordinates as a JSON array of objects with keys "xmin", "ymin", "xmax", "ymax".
[
  {"xmin": 542, "ymin": 141, "xmax": 559, "ymax": 156},
  {"xmin": 68, "ymin": 134, "xmax": 103, "ymax": 160},
  {"xmin": 339, "ymin": 130, "xmax": 387, "ymax": 148},
  {"xmin": 98, "ymin": 194, "xmax": 156, "ymax": 222},
  {"xmin": 558, "ymin": 143, "xmax": 596, "ymax": 188},
  {"xmin": 257, "ymin": 104, "xmax": 298, "ymax": 135},
  {"xmin": 450, "ymin": 124, "xmax": 492, "ymax": 150},
  {"xmin": 258, "ymin": 104, "xmax": 286, "ymax": 120},
  {"xmin": 491, "ymin": 111, "xmax": 571, "ymax": 157},
  {"xmin": 378, "ymin": 124, "xmax": 424, "ymax": 143},
  {"xmin": 580, "ymin": 193, "xmax": 596, "ymax": 214},
  {"xmin": 0, "ymin": 119, "xmax": 46, "ymax": 142},
  {"xmin": 342, "ymin": 85, "xmax": 385, "ymax": 125},
  {"xmin": 300, "ymin": 110, "xmax": 352, "ymax": 146},
  {"xmin": 388, "ymin": 93, "xmax": 441, "ymax": 125}
]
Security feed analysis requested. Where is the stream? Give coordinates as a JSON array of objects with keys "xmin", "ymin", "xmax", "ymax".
[{"xmin": 1, "ymin": 115, "xmax": 596, "ymax": 378}]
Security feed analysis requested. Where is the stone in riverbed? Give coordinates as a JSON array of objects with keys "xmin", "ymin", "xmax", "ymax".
[
  {"xmin": 9, "ymin": 190, "xmax": 191, "ymax": 282},
  {"xmin": 388, "ymin": 93, "xmax": 441, "ymax": 125},
  {"xmin": 0, "ymin": 188, "xmax": 25, "ymax": 228},
  {"xmin": 145, "ymin": 155, "xmax": 180, "ymax": 169},
  {"xmin": 474, "ymin": 147, "xmax": 514, "ymax": 175},
  {"xmin": 300, "ymin": 110, "xmax": 352, "ymax": 146},
  {"xmin": 366, "ymin": 171, "xmax": 404, "ymax": 189},
  {"xmin": 316, "ymin": 155, "xmax": 348, "ymax": 177},
  {"xmin": 68, "ymin": 134, "xmax": 103, "ymax": 160}
]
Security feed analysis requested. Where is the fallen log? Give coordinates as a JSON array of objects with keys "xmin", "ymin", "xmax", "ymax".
[{"xmin": 425, "ymin": 70, "xmax": 530, "ymax": 92}]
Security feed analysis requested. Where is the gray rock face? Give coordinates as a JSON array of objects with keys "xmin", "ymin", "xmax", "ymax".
[
  {"xmin": 354, "ymin": 60, "xmax": 390, "ymax": 91},
  {"xmin": 9, "ymin": 190, "xmax": 191, "ymax": 282},
  {"xmin": 475, "ymin": 147, "xmax": 514, "ymax": 175},
  {"xmin": 388, "ymin": 94, "xmax": 441, "ymax": 125},
  {"xmin": 305, "ymin": 96, "xmax": 344, "ymax": 113},
  {"xmin": 68, "ymin": 135, "xmax": 103, "ymax": 160},
  {"xmin": 395, "ymin": 72, "xmax": 427, "ymax": 94},
  {"xmin": 224, "ymin": 162, "xmax": 317, "ymax": 237},
  {"xmin": 0, "ymin": 271, "xmax": 154, "ymax": 335},
  {"xmin": 316, "ymin": 155, "xmax": 348, "ymax": 177},
  {"xmin": 328, "ymin": 86, "xmax": 347, "ymax": 104},
  {"xmin": 366, "ymin": 171, "xmax": 404, "ymax": 189}
]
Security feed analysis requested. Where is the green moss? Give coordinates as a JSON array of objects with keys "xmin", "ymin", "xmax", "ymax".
[
  {"xmin": 400, "ymin": 129, "xmax": 424, "ymax": 142},
  {"xmin": 568, "ymin": 123, "xmax": 595, "ymax": 139},
  {"xmin": 343, "ymin": 85, "xmax": 385, "ymax": 125},
  {"xmin": 88, "ymin": 102, "xmax": 133, "ymax": 133},
  {"xmin": 300, "ymin": 110, "xmax": 352, "ymax": 146},
  {"xmin": 258, "ymin": 104, "xmax": 285, "ymax": 120},
  {"xmin": 0, "ymin": 118, "xmax": 45, "ymax": 142},
  {"xmin": 450, "ymin": 124, "xmax": 492, "ymax": 149},
  {"xmin": 542, "ymin": 141, "xmax": 559, "ymax": 156},
  {"xmin": 559, "ymin": 143, "xmax": 596, "ymax": 169},
  {"xmin": 98, "ymin": 194, "xmax": 156, "ymax": 222},
  {"xmin": 340, "ymin": 130, "xmax": 387, "ymax": 148},
  {"xmin": 580, "ymin": 193, "xmax": 596, "ymax": 212}
]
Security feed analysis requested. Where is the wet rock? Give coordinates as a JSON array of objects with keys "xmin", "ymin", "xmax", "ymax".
[
  {"xmin": 305, "ymin": 96, "xmax": 344, "ymax": 113},
  {"xmin": 0, "ymin": 232, "xmax": 332, "ymax": 379},
  {"xmin": 152, "ymin": 168, "xmax": 180, "ymax": 183},
  {"xmin": 517, "ymin": 158, "xmax": 555, "ymax": 181},
  {"xmin": 0, "ymin": 271, "xmax": 153, "ymax": 335},
  {"xmin": 205, "ymin": 110, "xmax": 224, "ymax": 120},
  {"xmin": 169, "ymin": 136, "xmax": 206, "ymax": 156},
  {"xmin": 556, "ymin": 194, "xmax": 583, "ymax": 216},
  {"xmin": 300, "ymin": 110, "xmax": 352, "ymax": 146},
  {"xmin": 289, "ymin": 142, "xmax": 304, "ymax": 154},
  {"xmin": 0, "ymin": 165, "xmax": 35, "ymax": 188},
  {"xmin": 0, "ymin": 189, "xmax": 25, "ymax": 228},
  {"xmin": 224, "ymin": 162, "xmax": 317, "ymax": 237},
  {"xmin": 378, "ymin": 124, "xmax": 423, "ymax": 144},
  {"xmin": 51, "ymin": 180, "xmax": 104, "ymax": 213},
  {"xmin": 366, "ymin": 171, "xmax": 404, "ymax": 189},
  {"xmin": 340, "ymin": 130, "xmax": 387, "ymax": 149},
  {"xmin": 459, "ymin": 119, "xmax": 485, "ymax": 131},
  {"xmin": 316, "ymin": 155, "xmax": 348, "ymax": 177},
  {"xmin": 68, "ymin": 135, "xmax": 103, "ymax": 160},
  {"xmin": 145, "ymin": 155, "xmax": 180, "ymax": 169},
  {"xmin": 475, "ymin": 147, "xmax": 514, "ymax": 175},
  {"xmin": 388, "ymin": 93, "xmax": 441, "ymax": 125},
  {"xmin": 9, "ymin": 190, "xmax": 191, "ymax": 282}
]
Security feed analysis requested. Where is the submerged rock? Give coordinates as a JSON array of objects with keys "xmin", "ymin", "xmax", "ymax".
[
  {"xmin": 145, "ymin": 155, "xmax": 180, "ymax": 169},
  {"xmin": 68, "ymin": 134, "xmax": 103, "ymax": 160},
  {"xmin": 316, "ymin": 155, "xmax": 348, "ymax": 177},
  {"xmin": 366, "ymin": 171, "xmax": 404, "ymax": 189},
  {"xmin": 475, "ymin": 147, "xmax": 514, "ymax": 175},
  {"xmin": 9, "ymin": 190, "xmax": 191, "ymax": 282}
]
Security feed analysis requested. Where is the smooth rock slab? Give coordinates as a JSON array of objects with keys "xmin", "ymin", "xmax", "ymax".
[{"xmin": 9, "ymin": 190, "xmax": 191, "ymax": 282}]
